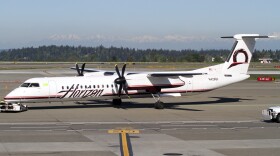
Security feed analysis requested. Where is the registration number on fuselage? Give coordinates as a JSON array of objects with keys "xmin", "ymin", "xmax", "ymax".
[{"xmin": 208, "ymin": 78, "xmax": 218, "ymax": 81}]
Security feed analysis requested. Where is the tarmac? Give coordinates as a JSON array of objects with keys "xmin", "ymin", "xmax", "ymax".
[{"xmin": 0, "ymin": 67, "xmax": 280, "ymax": 156}]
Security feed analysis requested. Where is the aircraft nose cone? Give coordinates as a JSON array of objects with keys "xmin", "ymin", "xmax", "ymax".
[
  {"xmin": 4, "ymin": 89, "xmax": 20, "ymax": 101},
  {"xmin": 4, "ymin": 92, "xmax": 14, "ymax": 100}
]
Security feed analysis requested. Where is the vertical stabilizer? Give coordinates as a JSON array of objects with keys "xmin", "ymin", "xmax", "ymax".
[{"xmin": 222, "ymin": 34, "xmax": 271, "ymax": 74}]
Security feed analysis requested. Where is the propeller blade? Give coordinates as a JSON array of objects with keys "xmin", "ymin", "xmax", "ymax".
[
  {"xmin": 114, "ymin": 64, "xmax": 129, "ymax": 98},
  {"xmin": 81, "ymin": 63, "xmax": 85, "ymax": 76},
  {"xmin": 75, "ymin": 63, "xmax": 81, "ymax": 76},
  {"xmin": 115, "ymin": 64, "xmax": 121, "ymax": 78},
  {"xmin": 121, "ymin": 64, "xmax": 126, "ymax": 78},
  {"xmin": 124, "ymin": 85, "xmax": 130, "ymax": 98},
  {"xmin": 118, "ymin": 84, "xmax": 123, "ymax": 97}
]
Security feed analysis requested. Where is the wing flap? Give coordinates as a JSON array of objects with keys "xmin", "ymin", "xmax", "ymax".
[
  {"xmin": 126, "ymin": 76, "xmax": 185, "ymax": 90},
  {"xmin": 148, "ymin": 72, "xmax": 206, "ymax": 77}
]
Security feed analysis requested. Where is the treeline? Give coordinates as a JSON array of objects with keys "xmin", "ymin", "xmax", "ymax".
[{"xmin": 0, "ymin": 45, "xmax": 279, "ymax": 62}]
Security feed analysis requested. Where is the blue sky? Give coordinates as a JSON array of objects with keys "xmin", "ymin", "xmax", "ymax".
[{"xmin": 0, "ymin": 0, "xmax": 279, "ymax": 50}]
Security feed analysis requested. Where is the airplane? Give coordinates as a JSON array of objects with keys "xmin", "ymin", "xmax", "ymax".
[{"xmin": 4, "ymin": 34, "xmax": 273, "ymax": 109}]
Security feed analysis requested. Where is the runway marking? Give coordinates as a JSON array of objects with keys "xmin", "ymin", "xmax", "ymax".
[
  {"xmin": 161, "ymin": 124, "xmax": 216, "ymax": 127},
  {"xmin": 0, "ymin": 125, "xmax": 279, "ymax": 132},
  {"xmin": 144, "ymin": 128, "xmax": 160, "ymax": 130},
  {"xmin": 0, "ymin": 120, "xmax": 261, "ymax": 125},
  {"xmin": 10, "ymin": 126, "xmax": 69, "ymax": 129},
  {"xmin": 53, "ymin": 129, "xmax": 67, "ymax": 131},
  {"xmin": 2, "ymin": 130, "xmax": 20, "ymax": 132},
  {"xmin": 34, "ymin": 130, "xmax": 52, "ymax": 132},
  {"xmin": 233, "ymin": 127, "xmax": 249, "ymax": 129},
  {"xmin": 55, "ymin": 123, "xmax": 71, "ymax": 126},
  {"xmin": 220, "ymin": 128, "xmax": 234, "ymax": 130},
  {"xmin": 192, "ymin": 128, "xmax": 208, "ymax": 130},
  {"xmin": 81, "ymin": 129, "xmax": 113, "ymax": 131},
  {"xmin": 108, "ymin": 128, "xmax": 139, "ymax": 156}
]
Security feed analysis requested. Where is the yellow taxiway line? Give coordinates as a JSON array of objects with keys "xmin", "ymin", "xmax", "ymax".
[{"xmin": 108, "ymin": 128, "xmax": 140, "ymax": 156}]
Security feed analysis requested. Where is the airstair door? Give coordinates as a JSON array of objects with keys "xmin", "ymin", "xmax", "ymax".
[
  {"xmin": 184, "ymin": 77, "xmax": 193, "ymax": 92},
  {"xmin": 48, "ymin": 80, "xmax": 57, "ymax": 100}
]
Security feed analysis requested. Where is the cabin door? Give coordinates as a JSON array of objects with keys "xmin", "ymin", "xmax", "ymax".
[
  {"xmin": 48, "ymin": 80, "xmax": 57, "ymax": 99},
  {"xmin": 184, "ymin": 77, "xmax": 193, "ymax": 92}
]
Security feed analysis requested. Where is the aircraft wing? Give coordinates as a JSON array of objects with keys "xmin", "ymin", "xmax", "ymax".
[
  {"xmin": 125, "ymin": 71, "xmax": 207, "ymax": 91},
  {"xmin": 70, "ymin": 67, "xmax": 101, "ymax": 72},
  {"xmin": 147, "ymin": 72, "xmax": 207, "ymax": 77},
  {"xmin": 71, "ymin": 67, "xmax": 206, "ymax": 75}
]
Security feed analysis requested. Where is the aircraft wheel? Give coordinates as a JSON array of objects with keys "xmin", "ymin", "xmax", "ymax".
[
  {"xmin": 112, "ymin": 99, "xmax": 122, "ymax": 106},
  {"xmin": 276, "ymin": 114, "xmax": 280, "ymax": 123},
  {"xmin": 155, "ymin": 101, "xmax": 164, "ymax": 109}
]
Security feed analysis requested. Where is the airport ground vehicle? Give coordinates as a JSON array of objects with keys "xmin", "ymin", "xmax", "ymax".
[
  {"xmin": 262, "ymin": 106, "xmax": 280, "ymax": 122},
  {"xmin": 0, "ymin": 101, "xmax": 28, "ymax": 112}
]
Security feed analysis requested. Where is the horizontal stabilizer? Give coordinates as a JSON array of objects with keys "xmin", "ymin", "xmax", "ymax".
[{"xmin": 221, "ymin": 34, "xmax": 275, "ymax": 39}]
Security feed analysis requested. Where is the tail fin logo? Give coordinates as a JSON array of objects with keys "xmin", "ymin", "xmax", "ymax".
[{"xmin": 228, "ymin": 49, "xmax": 248, "ymax": 69}]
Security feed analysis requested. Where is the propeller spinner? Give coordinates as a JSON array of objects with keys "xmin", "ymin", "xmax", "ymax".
[{"xmin": 114, "ymin": 64, "xmax": 129, "ymax": 97}]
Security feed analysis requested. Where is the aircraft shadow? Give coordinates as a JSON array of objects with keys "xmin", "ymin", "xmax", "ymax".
[
  {"xmin": 29, "ymin": 97, "xmax": 253, "ymax": 112},
  {"xmin": 29, "ymin": 103, "xmax": 112, "ymax": 110},
  {"xmin": 114, "ymin": 96, "xmax": 254, "ymax": 111},
  {"xmin": 262, "ymin": 120, "xmax": 279, "ymax": 124}
]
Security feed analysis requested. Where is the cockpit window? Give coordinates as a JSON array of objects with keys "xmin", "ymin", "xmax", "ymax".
[
  {"xmin": 30, "ymin": 83, "xmax": 40, "ymax": 87},
  {"xmin": 20, "ymin": 83, "xmax": 30, "ymax": 87},
  {"xmin": 20, "ymin": 83, "xmax": 40, "ymax": 87}
]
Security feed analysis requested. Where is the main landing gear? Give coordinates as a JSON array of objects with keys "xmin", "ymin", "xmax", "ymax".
[
  {"xmin": 112, "ymin": 93, "xmax": 165, "ymax": 109},
  {"xmin": 151, "ymin": 93, "xmax": 164, "ymax": 109},
  {"xmin": 112, "ymin": 99, "xmax": 122, "ymax": 106}
]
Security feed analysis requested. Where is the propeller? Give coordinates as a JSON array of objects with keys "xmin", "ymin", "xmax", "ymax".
[
  {"xmin": 75, "ymin": 63, "xmax": 85, "ymax": 76},
  {"xmin": 114, "ymin": 64, "xmax": 129, "ymax": 98}
]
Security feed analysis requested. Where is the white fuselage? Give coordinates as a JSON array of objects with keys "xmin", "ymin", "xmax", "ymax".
[{"xmin": 4, "ymin": 72, "xmax": 249, "ymax": 103}]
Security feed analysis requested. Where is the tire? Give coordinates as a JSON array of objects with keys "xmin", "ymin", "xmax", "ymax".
[
  {"xmin": 276, "ymin": 114, "xmax": 280, "ymax": 123},
  {"xmin": 155, "ymin": 101, "xmax": 164, "ymax": 109},
  {"xmin": 112, "ymin": 99, "xmax": 122, "ymax": 105}
]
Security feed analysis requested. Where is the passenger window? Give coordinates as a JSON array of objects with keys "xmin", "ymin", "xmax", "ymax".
[
  {"xmin": 111, "ymin": 84, "xmax": 113, "ymax": 88},
  {"xmin": 62, "ymin": 86, "xmax": 64, "ymax": 90},
  {"xmin": 97, "ymin": 85, "xmax": 99, "ymax": 88},
  {"xmin": 93, "ymin": 85, "xmax": 96, "ymax": 88},
  {"xmin": 107, "ymin": 85, "xmax": 109, "ymax": 88},
  {"xmin": 80, "ymin": 85, "xmax": 83, "ymax": 89},
  {"xmin": 102, "ymin": 85, "xmax": 104, "ymax": 88},
  {"xmin": 67, "ymin": 86, "xmax": 69, "ymax": 89}
]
